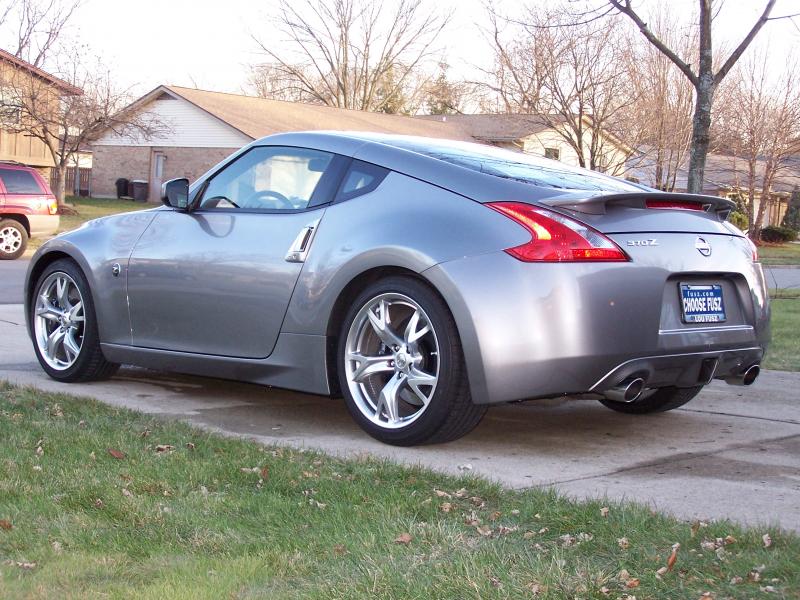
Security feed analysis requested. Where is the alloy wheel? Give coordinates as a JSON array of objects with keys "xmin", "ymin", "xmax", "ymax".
[
  {"xmin": 0, "ymin": 225, "xmax": 22, "ymax": 255},
  {"xmin": 344, "ymin": 293, "xmax": 440, "ymax": 429},
  {"xmin": 33, "ymin": 272, "xmax": 85, "ymax": 370}
]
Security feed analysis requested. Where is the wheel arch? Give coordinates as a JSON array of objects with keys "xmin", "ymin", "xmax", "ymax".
[
  {"xmin": 323, "ymin": 265, "xmax": 462, "ymax": 397},
  {"xmin": 1, "ymin": 214, "xmax": 31, "ymax": 236},
  {"xmin": 25, "ymin": 248, "xmax": 91, "ymax": 328}
]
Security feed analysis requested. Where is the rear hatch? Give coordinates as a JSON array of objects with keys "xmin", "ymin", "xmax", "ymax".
[{"xmin": 529, "ymin": 191, "xmax": 764, "ymax": 356}]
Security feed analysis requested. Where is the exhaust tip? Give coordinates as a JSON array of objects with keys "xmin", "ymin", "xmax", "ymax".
[
  {"xmin": 725, "ymin": 364, "xmax": 761, "ymax": 386},
  {"xmin": 605, "ymin": 377, "xmax": 645, "ymax": 403},
  {"xmin": 742, "ymin": 364, "xmax": 760, "ymax": 386}
]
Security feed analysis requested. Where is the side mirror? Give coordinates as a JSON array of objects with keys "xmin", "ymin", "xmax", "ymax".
[{"xmin": 161, "ymin": 178, "xmax": 190, "ymax": 209}]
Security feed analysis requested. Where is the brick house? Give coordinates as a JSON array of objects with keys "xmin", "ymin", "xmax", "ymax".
[{"xmin": 91, "ymin": 85, "xmax": 472, "ymax": 201}]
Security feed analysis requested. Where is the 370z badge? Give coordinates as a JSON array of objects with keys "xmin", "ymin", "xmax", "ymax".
[{"xmin": 627, "ymin": 239, "xmax": 659, "ymax": 247}]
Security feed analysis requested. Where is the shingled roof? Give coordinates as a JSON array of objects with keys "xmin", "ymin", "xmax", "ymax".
[
  {"xmin": 0, "ymin": 48, "xmax": 82, "ymax": 95},
  {"xmin": 128, "ymin": 85, "xmax": 474, "ymax": 142},
  {"xmin": 417, "ymin": 113, "xmax": 556, "ymax": 142}
]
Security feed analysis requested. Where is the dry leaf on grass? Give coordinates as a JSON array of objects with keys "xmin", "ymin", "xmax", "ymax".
[
  {"xmin": 93, "ymin": 499, "xmax": 104, "ymax": 508},
  {"xmin": 186, "ymin": 442, "xmax": 196, "ymax": 450},
  {"xmin": 260, "ymin": 466, "xmax": 270, "ymax": 480},
  {"xmin": 762, "ymin": 533, "xmax": 772, "ymax": 548},
  {"xmin": 0, "ymin": 519, "xmax": 12, "ymax": 530},
  {"xmin": 121, "ymin": 488, "xmax": 133, "ymax": 498},
  {"xmin": 476, "ymin": 525, "xmax": 493, "ymax": 537},
  {"xmin": 440, "ymin": 502, "xmax": 453, "ymax": 513},
  {"xmin": 600, "ymin": 506, "xmax": 610, "ymax": 517},
  {"xmin": 434, "ymin": 489, "xmax": 451, "ymax": 498},
  {"xmin": 333, "ymin": 544, "xmax": 347, "ymax": 555},
  {"xmin": 667, "ymin": 542, "xmax": 680, "ymax": 570},
  {"xmin": 626, "ymin": 578, "xmax": 640, "ymax": 589},
  {"xmin": 618, "ymin": 537, "xmax": 631, "ymax": 549},
  {"xmin": 107, "ymin": 448, "xmax": 125, "ymax": 460},
  {"xmin": 394, "ymin": 532, "xmax": 412, "ymax": 545},
  {"xmin": 155, "ymin": 444, "xmax": 174, "ymax": 453}
]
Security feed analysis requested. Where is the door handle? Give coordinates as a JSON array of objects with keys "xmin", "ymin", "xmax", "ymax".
[{"xmin": 285, "ymin": 219, "xmax": 320, "ymax": 263}]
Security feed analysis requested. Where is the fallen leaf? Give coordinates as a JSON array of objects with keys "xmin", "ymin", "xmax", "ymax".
[
  {"xmin": 35, "ymin": 445, "xmax": 43, "ymax": 457},
  {"xmin": 107, "ymin": 448, "xmax": 126, "ymax": 460},
  {"xmin": 762, "ymin": 533, "xmax": 772, "ymax": 548},
  {"xmin": 510, "ymin": 509, "xmax": 520, "ymax": 516},
  {"xmin": 730, "ymin": 576, "xmax": 743, "ymax": 585},
  {"xmin": 599, "ymin": 586, "xmax": 611, "ymax": 595},
  {"xmin": 618, "ymin": 537, "xmax": 631, "ymax": 549},
  {"xmin": 0, "ymin": 519, "xmax": 12, "ymax": 530},
  {"xmin": 488, "ymin": 511, "xmax": 501, "ymax": 521},
  {"xmin": 761, "ymin": 585, "xmax": 777, "ymax": 593},
  {"xmin": 618, "ymin": 569, "xmax": 631, "ymax": 582},
  {"xmin": 489, "ymin": 576, "xmax": 503, "ymax": 588},
  {"xmin": 440, "ymin": 502, "xmax": 453, "ymax": 513},
  {"xmin": 394, "ymin": 532, "xmax": 412, "ymax": 545},
  {"xmin": 333, "ymin": 543, "xmax": 346, "ymax": 555},
  {"xmin": 434, "ymin": 489, "xmax": 451, "ymax": 498},
  {"xmin": 667, "ymin": 542, "xmax": 680, "ymax": 570},
  {"xmin": 600, "ymin": 506, "xmax": 610, "ymax": 517},
  {"xmin": 724, "ymin": 535, "xmax": 736, "ymax": 545},
  {"xmin": 121, "ymin": 488, "xmax": 133, "ymax": 498},
  {"xmin": 656, "ymin": 566, "xmax": 668, "ymax": 578},
  {"xmin": 78, "ymin": 420, "xmax": 86, "ymax": 428},
  {"xmin": 454, "ymin": 488, "xmax": 468, "ymax": 498},
  {"xmin": 476, "ymin": 525, "xmax": 493, "ymax": 537},
  {"xmin": 523, "ymin": 531, "xmax": 536, "ymax": 539},
  {"xmin": 626, "ymin": 578, "xmax": 640, "ymax": 589},
  {"xmin": 51, "ymin": 541, "xmax": 62, "ymax": 553},
  {"xmin": 186, "ymin": 442, "xmax": 196, "ymax": 450},
  {"xmin": 13, "ymin": 561, "xmax": 36, "ymax": 569},
  {"xmin": 527, "ymin": 582, "xmax": 544, "ymax": 595},
  {"xmin": 32, "ymin": 465, "xmax": 42, "ymax": 472},
  {"xmin": 497, "ymin": 525, "xmax": 518, "ymax": 535},
  {"xmin": 260, "ymin": 465, "xmax": 269, "ymax": 480},
  {"xmin": 93, "ymin": 499, "xmax": 104, "ymax": 508},
  {"xmin": 155, "ymin": 444, "xmax": 174, "ymax": 453},
  {"xmin": 140, "ymin": 429, "xmax": 150, "ymax": 438}
]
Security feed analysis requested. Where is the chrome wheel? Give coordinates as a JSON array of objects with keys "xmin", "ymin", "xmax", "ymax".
[
  {"xmin": 344, "ymin": 293, "xmax": 440, "ymax": 429},
  {"xmin": 0, "ymin": 225, "xmax": 22, "ymax": 254},
  {"xmin": 33, "ymin": 272, "xmax": 85, "ymax": 370}
]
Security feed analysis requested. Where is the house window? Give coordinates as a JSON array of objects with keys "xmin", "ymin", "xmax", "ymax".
[
  {"xmin": 544, "ymin": 147, "xmax": 560, "ymax": 161},
  {"xmin": 0, "ymin": 87, "xmax": 22, "ymax": 125}
]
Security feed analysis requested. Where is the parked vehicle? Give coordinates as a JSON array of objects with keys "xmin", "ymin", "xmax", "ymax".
[
  {"xmin": 24, "ymin": 133, "xmax": 770, "ymax": 445},
  {"xmin": 0, "ymin": 162, "xmax": 59, "ymax": 260}
]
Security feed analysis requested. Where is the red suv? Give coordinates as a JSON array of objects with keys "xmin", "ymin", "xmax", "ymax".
[{"xmin": 0, "ymin": 162, "xmax": 59, "ymax": 260}]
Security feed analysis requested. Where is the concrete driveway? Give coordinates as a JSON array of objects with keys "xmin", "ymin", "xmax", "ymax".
[{"xmin": 1, "ymin": 298, "xmax": 798, "ymax": 531}]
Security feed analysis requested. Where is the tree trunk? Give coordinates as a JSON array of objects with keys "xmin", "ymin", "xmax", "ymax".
[
  {"xmin": 54, "ymin": 164, "xmax": 68, "ymax": 206},
  {"xmin": 686, "ymin": 79, "xmax": 714, "ymax": 194}
]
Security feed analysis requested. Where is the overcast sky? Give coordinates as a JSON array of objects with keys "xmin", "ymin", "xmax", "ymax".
[{"xmin": 15, "ymin": 0, "xmax": 800, "ymax": 97}]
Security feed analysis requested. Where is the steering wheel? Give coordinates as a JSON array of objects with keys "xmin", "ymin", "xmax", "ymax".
[{"xmin": 243, "ymin": 190, "xmax": 293, "ymax": 210}]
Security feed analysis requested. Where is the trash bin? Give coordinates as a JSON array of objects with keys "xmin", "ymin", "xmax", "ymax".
[
  {"xmin": 131, "ymin": 179, "xmax": 149, "ymax": 202},
  {"xmin": 115, "ymin": 177, "xmax": 129, "ymax": 199}
]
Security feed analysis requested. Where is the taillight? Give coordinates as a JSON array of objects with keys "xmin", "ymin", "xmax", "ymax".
[
  {"xmin": 645, "ymin": 200, "xmax": 708, "ymax": 211},
  {"xmin": 747, "ymin": 238, "xmax": 759, "ymax": 262},
  {"xmin": 48, "ymin": 199, "xmax": 58, "ymax": 215},
  {"xmin": 488, "ymin": 201, "xmax": 628, "ymax": 262}
]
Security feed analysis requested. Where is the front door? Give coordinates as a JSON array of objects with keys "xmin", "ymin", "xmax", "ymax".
[
  {"xmin": 149, "ymin": 151, "xmax": 166, "ymax": 202},
  {"xmin": 127, "ymin": 145, "xmax": 343, "ymax": 358}
]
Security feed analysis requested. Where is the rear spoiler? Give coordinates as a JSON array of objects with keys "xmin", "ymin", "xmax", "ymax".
[{"xmin": 541, "ymin": 192, "xmax": 736, "ymax": 220}]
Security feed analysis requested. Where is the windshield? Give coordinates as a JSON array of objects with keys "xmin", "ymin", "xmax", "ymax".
[{"xmin": 386, "ymin": 138, "xmax": 643, "ymax": 193}]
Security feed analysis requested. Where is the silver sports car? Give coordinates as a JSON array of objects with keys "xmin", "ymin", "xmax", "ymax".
[{"xmin": 25, "ymin": 132, "xmax": 770, "ymax": 445}]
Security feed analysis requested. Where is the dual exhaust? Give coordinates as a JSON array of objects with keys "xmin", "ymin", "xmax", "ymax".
[{"xmin": 603, "ymin": 363, "xmax": 760, "ymax": 403}]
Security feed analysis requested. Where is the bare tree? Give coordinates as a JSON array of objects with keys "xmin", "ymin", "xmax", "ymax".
[
  {"xmin": 251, "ymin": 0, "xmax": 448, "ymax": 113},
  {"xmin": 605, "ymin": 0, "xmax": 789, "ymax": 193},
  {"xmin": 422, "ymin": 60, "xmax": 471, "ymax": 115},
  {"xmin": 2, "ymin": 50, "xmax": 163, "ymax": 205},
  {"xmin": 0, "ymin": 0, "xmax": 79, "ymax": 67},
  {"xmin": 247, "ymin": 62, "xmax": 318, "ymax": 103},
  {"xmin": 716, "ymin": 51, "xmax": 800, "ymax": 240},
  {"xmin": 483, "ymin": 4, "xmax": 635, "ymax": 174}
]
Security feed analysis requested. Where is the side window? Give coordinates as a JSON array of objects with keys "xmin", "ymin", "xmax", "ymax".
[
  {"xmin": 0, "ymin": 168, "xmax": 44, "ymax": 194},
  {"xmin": 336, "ymin": 160, "xmax": 389, "ymax": 202},
  {"xmin": 200, "ymin": 146, "xmax": 334, "ymax": 211}
]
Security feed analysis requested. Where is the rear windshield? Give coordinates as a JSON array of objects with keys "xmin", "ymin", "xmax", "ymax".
[
  {"xmin": 388, "ymin": 139, "xmax": 643, "ymax": 193},
  {"xmin": 0, "ymin": 168, "xmax": 44, "ymax": 194}
]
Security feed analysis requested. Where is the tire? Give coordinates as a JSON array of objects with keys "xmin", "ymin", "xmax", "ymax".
[
  {"xmin": 337, "ymin": 276, "xmax": 486, "ymax": 446},
  {"xmin": 0, "ymin": 219, "xmax": 28, "ymax": 260},
  {"xmin": 599, "ymin": 385, "xmax": 703, "ymax": 414},
  {"xmin": 30, "ymin": 258, "xmax": 119, "ymax": 382}
]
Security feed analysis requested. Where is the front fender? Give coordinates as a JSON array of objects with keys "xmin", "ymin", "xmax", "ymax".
[{"xmin": 25, "ymin": 210, "xmax": 159, "ymax": 346}]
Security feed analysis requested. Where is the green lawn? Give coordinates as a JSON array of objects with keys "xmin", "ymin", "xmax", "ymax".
[
  {"xmin": 764, "ymin": 295, "xmax": 800, "ymax": 372},
  {"xmin": 759, "ymin": 243, "xmax": 800, "ymax": 266},
  {"xmin": 0, "ymin": 383, "xmax": 797, "ymax": 599},
  {"xmin": 27, "ymin": 196, "xmax": 146, "ymax": 253}
]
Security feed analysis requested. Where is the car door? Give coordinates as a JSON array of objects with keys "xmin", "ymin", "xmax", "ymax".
[{"xmin": 126, "ymin": 145, "xmax": 346, "ymax": 358}]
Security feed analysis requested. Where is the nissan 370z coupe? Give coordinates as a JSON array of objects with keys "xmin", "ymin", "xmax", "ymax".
[{"xmin": 25, "ymin": 132, "xmax": 770, "ymax": 445}]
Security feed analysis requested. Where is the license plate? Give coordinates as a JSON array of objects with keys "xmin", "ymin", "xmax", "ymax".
[{"xmin": 680, "ymin": 284, "xmax": 726, "ymax": 323}]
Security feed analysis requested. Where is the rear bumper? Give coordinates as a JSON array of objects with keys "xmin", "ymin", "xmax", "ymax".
[
  {"xmin": 424, "ymin": 237, "xmax": 770, "ymax": 404},
  {"xmin": 27, "ymin": 214, "xmax": 59, "ymax": 237}
]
